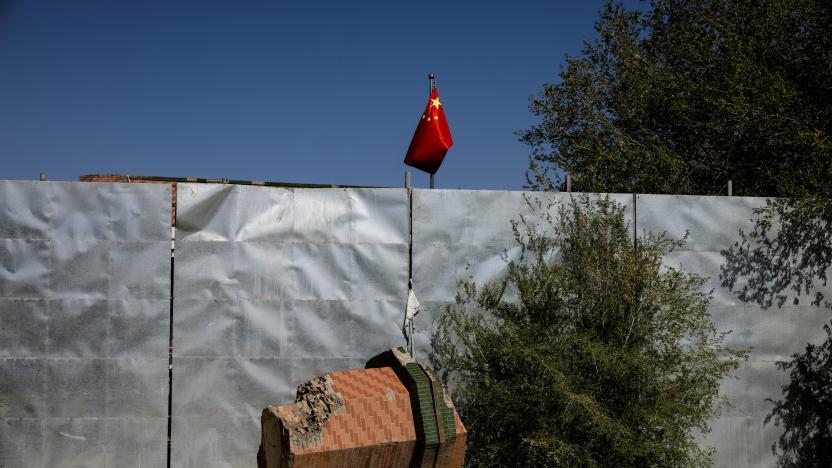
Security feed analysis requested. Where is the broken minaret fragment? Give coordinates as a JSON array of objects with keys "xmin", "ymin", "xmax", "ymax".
[
  {"xmin": 258, "ymin": 348, "xmax": 466, "ymax": 468},
  {"xmin": 365, "ymin": 348, "xmax": 466, "ymax": 468}
]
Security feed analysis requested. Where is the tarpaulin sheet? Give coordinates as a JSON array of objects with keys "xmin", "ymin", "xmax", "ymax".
[
  {"xmin": 0, "ymin": 181, "xmax": 170, "ymax": 467},
  {"xmin": 171, "ymin": 184, "xmax": 409, "ymax": 467}
]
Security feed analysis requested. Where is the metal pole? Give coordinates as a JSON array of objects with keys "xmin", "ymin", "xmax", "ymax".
[
  {"xmin": 405, "ymin": 171, "xmax": 412, "ymax": 189},
  {"xmin": 633, "ymin": 193, "xmax": 638, "ymax": 249},
  {"xmin": 727, "ymin": 180, "xmax": 733, "ymax": 196},
  {"xmin": 566, "ymin": 174, "xmax": 572, "ymax": 193},
  {"xmin": 428, "ymin": 73, "xmax": 435, "ymax": 189}
]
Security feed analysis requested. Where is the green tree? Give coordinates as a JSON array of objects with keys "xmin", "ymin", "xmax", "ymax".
[
  {"xmin": 521, "ymin": 0, "xmax": 831, "ymax": 197},
  {"xmin": 516, "ymin": 2, "xmax": 832, "ymax": 465},
  {"xmin": 518, "ymin": 0, "xmax": 832, "ymax": 305},
  {"xmin": 765, "ymin": 321, "xmax": 832, "ymax": 467},
  {"xmin": 432, "ymin": 196, "xmax": 744, "ymax": 467}
]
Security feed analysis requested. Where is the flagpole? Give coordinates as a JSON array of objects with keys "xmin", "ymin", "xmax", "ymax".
[{"xmin": 428, "ymin": 73, "xmax": 435, "ymax": 189}]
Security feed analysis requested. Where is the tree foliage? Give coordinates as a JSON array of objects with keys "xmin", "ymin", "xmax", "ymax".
[
  {"xmin": 765, "ymin": 321, "xmax": 832, "ymax": 467},
  {"xmin": 515, "ymin": 2, "xmax": 832, "ymax": 465},
  {"xmin": 521, "ymin": 0, "xmax": 832, "ymax": 197},
  {"xmin": 431, "ymin": 196, "xmax": 744, "ymax": 467}
]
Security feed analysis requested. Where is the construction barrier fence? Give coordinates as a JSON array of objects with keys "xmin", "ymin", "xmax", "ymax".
[{"xmin": 1, "ymin": 180, "xmax": 827, "ymax": 467}]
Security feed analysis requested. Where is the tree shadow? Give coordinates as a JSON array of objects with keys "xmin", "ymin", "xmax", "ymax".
[
  {"xmin": 720, "ymin": 197, "xmax": 832, "ymax": 466},
  {"xmin": 764, "ymin": 321, "xmax": 832, "ymax": 467},
  {"xmin": 719, "ymin": 198, "xmax": 832, "ymax": 309}
]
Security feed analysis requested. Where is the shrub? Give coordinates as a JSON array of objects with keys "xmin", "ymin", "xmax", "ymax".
[{"xmin": 432, "ymin": 196, "xmax": 745, "ymax": 467}]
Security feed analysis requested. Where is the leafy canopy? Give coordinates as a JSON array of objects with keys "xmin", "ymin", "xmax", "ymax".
[
  {"xmin": 521, "ymin": 0, "xmax": 832, "ymax": 197},
  {"xmin": 432, "ymin": 196, "xmax": 744, "ymax": 467},
  {"xmin": 515, "ymin": 2, "xmax": 832, "ymax": 465}
]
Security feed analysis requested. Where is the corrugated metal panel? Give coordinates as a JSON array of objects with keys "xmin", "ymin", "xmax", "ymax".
[
  {"xmin": 412, "ymin": 191, "xmax": 828, "ymax": 467},
  {"xmin": 410, "ymin": 190, "xmax": 634, "ymax": 361},
  {"xmin": 171, "ymin": 184, "xmax": 409, "ymax": 467},
  {"xmin": 636, "ymin": 194, "xmax": 829, "ymax": 468},
  {"xmin": 0, "ymin": 181, "xmax": 170, "ymax": 468},
  {"xmin": 2, "ymin": 182, "xmax": 824, "ymax": 467}
]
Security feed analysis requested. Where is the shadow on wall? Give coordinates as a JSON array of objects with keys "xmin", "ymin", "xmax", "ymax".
[
  {"xmin": 720, "ymin": 197, "xmax": 832, "ymax": 467},
  {"xmin": 763, "ymin": 322, "xmax": 832, "ymax": 467},
  {"xmin": 720, "ymin": 198, "xmax": 832, "ymax": 309}
]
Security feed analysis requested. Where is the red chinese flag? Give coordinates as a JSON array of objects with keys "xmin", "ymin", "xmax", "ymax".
[{"xmin": 404, "ymin": 87, "xmax": 453, "ymax": 174}]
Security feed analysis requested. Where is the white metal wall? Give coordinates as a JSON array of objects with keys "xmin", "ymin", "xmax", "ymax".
[
  {"xmin": 0, "ymin": 181, "xmax": 171, "ymax": 467},
  {"xmin": 1, "ymin": 181, "xmax": 825, "ymax": 467},
  {"xmin": 409, "ymin": 190, "xmax": 635, "ymax": 361},
  {"xmin": 412, "ymin": 190, "xmax": 830, "ymax": 468},
  {"xmin": 636, "ymin": 195, "xmax": 831, "ymax": 467},
  {"xmin": 170, "ymin": 184, "xmax": 409, "ymax": 467}
]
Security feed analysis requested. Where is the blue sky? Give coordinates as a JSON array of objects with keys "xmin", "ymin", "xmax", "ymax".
[{"xmin": 0, "ymin": 1, "xmax": 611, "ymax": 189}]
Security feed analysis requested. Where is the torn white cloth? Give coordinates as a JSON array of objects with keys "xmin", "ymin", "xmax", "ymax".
[
  {"xmin": 405, "ymin": 288, "xmax": 421, "ymax": 322},
  {"xmin": 403, "ymin": 288, "xmax": 421, "ymax": 354}
]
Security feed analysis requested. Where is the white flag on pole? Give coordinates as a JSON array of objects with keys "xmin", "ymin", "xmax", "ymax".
[
  {"xmin": 405, "ymin": 288, "xmax": 421, "ymax": 322},
  {"xmin": 403, "ymin": 288, "xmax": 421, "ymax": 354}
]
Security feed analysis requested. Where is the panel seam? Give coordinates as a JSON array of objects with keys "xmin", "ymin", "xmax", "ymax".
[{"xmin": 166, "ymin": 185, "xmax": 177, "ymax": 468}]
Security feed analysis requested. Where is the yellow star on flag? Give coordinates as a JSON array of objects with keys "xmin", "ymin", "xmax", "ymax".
[{"xmin": 430, "ymin": 97, "xmax": 441, "ymax": 109}]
